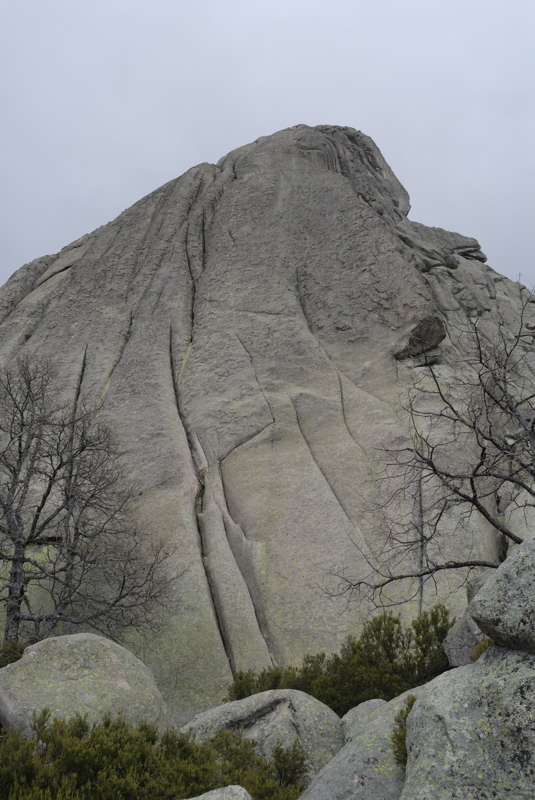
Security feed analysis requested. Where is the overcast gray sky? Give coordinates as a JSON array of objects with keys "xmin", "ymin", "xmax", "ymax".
[{"xmin": 1, "ymin": 0, "xmax": 534, "ymax": 290}]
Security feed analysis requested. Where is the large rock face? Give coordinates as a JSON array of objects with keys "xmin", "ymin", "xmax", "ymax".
[{"xmin": 0, "ymin": 125, "xmax": 531, "ymax": 721}]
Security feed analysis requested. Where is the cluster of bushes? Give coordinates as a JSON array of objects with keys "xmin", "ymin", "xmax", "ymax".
[
  {"xmin": 0, "ymin": 605, "xmax": 453, "ymax": 795},
  {"xmin": 391, "ymin": 694, "xmax": 417, "ymax": 767},
  {"xmin": 226, "ymin": 604, "xmax": 453, "ymax": 716},
  {"xmin": 0, "ymin": 642, "xmax": 25, "ymax": 669},
  {"xmin": 0, "ymin": 711, "xmax": 307, "ymax": 800}
]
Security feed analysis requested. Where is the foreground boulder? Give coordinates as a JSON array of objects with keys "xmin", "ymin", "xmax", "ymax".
[
  {"xmin": 186, "ymin": 789, "xmax": 252, "ymax": 800},
  {"xmin": 181, "ymin": 689, "xmax": 344, "ymax": 777},
  {"xmin": 401, "ymin": 646, "xmax": 535, "ymax": 799},
  {"xmin": 470, "ymin": 537, "xmax": 535, "ymax": 653},
  {"xmin": 443, "ymin": 576, "xmax": 487, "ymax": 666},
  {"xmin": 301, "ymin": 693, "xmax": 413, "ymax": 800},
  {"xmin": 0, "ymin": 633, "xmax": 171, "ymax": 734}
]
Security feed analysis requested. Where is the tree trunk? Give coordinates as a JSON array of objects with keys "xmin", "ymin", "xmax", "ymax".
[{"xmin": 4, "ymin": 542, "xmax": 26, "ymax": 643}]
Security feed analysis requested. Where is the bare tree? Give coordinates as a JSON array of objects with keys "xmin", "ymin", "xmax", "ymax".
[
  {"xmin": 0, "ymin": 357, "xmax": 173, "ymax": 644},
  {"xmin": 337, "ymin": 295, "xmax": 535, "ymax": 607}
]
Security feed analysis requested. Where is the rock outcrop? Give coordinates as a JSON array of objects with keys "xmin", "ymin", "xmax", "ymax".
[
  {"xmin": 181, "ymin": 689, "xmax": 344, "ymax": 778},
  {"xmin": 443, "ymin": 576, "xmax": 487, "ymax": 666},
  {"xmin": 301, "ymin": 693, "xmax": 410, "ymax": 800},
  {"xmin": 401, "ymin": 646, "xmax": 535, "ymax": 799},
  {"xmin": 469, "ymin": 537, "xmax": 535, "ymax": 653},
  {"xmin": 0, "ymin": 125, "xmax": 532, "ymax": 721},
  {"xmin": 186, "ymin": 789, "xmax": 252, "ymax": 800},
  {"xmin": 0, "ymin": 633, "xmax": 171, "ymax": 735}
]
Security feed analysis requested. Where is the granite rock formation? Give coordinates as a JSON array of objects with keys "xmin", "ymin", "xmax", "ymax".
[
  {"xmin": 0, "ymin": 125, "xmax": 532, "ymax": 721},
  {"xmin": 443, "ymin": 576, "xmax": 487, "ymax": 667},
  {"xmin": 401, "ymin": 646, "xmax": 535, "ymax": 798},
  {"xmin": 470, "ymin": 537, "xmax": 535, "ymax": 653},
  {"xmin": 301, "ymin": 693, "xmax": 410, "ymax": 800},
  {"xmin": 0, "ymin": 633, "xmax": 171, "ymax": 735},
  {"xmin": 186, "ymin": 790, "xmax": 252, "ymax": 800},
  {"xmin": 181, "ymin": 689, "xmax": 344, "ymax": 778}
]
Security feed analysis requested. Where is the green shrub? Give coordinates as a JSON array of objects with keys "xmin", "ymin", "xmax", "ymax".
[
  {"xmin": 391, "ymin": 694, "xmax": 417, "ymax": 767},
  {"xmin": 469, "ymin": 637, "xmax": 493, "ymax": 661},
  {"xmin": 226, "ymin": 604, "xmax": 454, "ymax": 716},
  {"xmin": 271, "ymin": 739, "xmax": 308, "ymax": 788},
  {"xmin": 0, "ymin": 713, "xmax": 306, "ymax": 800},
  {"xmin": 0, "ymin": 642, "xmax": 26, "ymax": 669}
]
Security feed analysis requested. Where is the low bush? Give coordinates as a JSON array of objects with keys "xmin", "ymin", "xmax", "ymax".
[
  {"xmin": 0, "ymin": 642, "xmax": 25, "ymax": 669},
  {"xmin": 469, "ymin": 637, "xmax": 493, "ymax": 661},
  {"xmin": 0, "ymin": 711, "xmax": 307, "ymax": 800},
  {"xmin": 226, "ymin": 604, "xmax": 453, "ymax": 716},
  {"xmin": 391, "ymin": 694, "xmax": 417, "ymax": 767}
]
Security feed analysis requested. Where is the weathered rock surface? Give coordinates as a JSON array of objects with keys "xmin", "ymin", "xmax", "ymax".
[
  {"xmin": 185, "ymin": 789, "xmax": 252, "ymax": 800},
  {"xmin": 442, "ymin": 609, "xmax": 485, "ymax": 666},
  {"xmin": 341, "ymin": 697, "xmax": 387, "ymax": 739},
  {"xmin": 443, "ymin": 576, "xmax": 487, "ymax": 666},
  {"xmin": 0, "ymin": 633, "xmax": 171, "ymax": 735},
  {"xmin": 470, "ymin": 537, "xmax": 535, "ymax": 653},
  {"xmin": 301, "ymin": 692, "xmax": 414, "ymax": 800},
  {"xmin": 1, "ymin": 124, "xmax": 532, "ymax": 721},
  {"xmin": 180, "ymin": 689, "xmax": 344, "ymax": 777},
  {"xmin": 401, "ymin": 646, "xmax": 535, "ymax": 799}
]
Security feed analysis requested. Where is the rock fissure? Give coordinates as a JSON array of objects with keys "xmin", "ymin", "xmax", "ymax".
[
  {"xmin": 337, "ymin": 373, "xmax": 369, "ymax": 459},
  {"xmin": 195, "ymin": 481, "xmax": 237, "ymax": 678},
  {"xmin": 35, "ymin": 263, "xmax": 73, "ymax": 286},
  {"xmin": 216, "ymin": 491, "xmax": 274, "ymax": 663},
  {"xmin": 291, "ymin": 396, "xmax": 353, "ymax": 522},
  {"xmin": 167, "ymin": 325, "xmax": 237, "ymax": 676},
  {"xmin": 100, "ymin": 311, "xmax": 134, "ymax": 398},
  {"xmin": 73, "ymin": 346, "xmax": 88, "ymax": 413},
  {"xmin": 234, "ymin": 334, "xmax": 276, "ymax": 426},
  {"xmin": 286, "ymin": 696, "xmax": 303, "ymax": 742},
  {"xmin": 220, "ymin": 421, "xmax": 275, "ymax": 464},
  {"xmin": 225, "ymin": 698, "xmax": 290, "ymax": 731}
]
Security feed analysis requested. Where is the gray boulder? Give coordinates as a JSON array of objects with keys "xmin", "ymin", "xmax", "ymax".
[
  {"xmin": 0, "ymin": 633, "xmax": 171, "ymax": 735},
  {"xmin": 301, "ymin": 692, "xmax": 416, "ymax": 800},
  {"xmin": 400, "ymin": 646, "xmax": 535, "ymax": 799},
  {"xmin": 470, "ymin": 537, "xmax": 535, "ymax": 653},
  {"xmin": 443, "ymin": 575, "xmax": 487, "ymax": 666},
  {"xmin": 341, "ymin": 697, "xmax": 388, "ymax": 740},
  {"xmin": 181, "ymin": 689, "xmax": 344, "ymax": 777},
  {"xmin": 442, "ymin": 610, "xmax": 485, "ymax": 666},
  {"xmin": 185, "ymin": 789, "xmax": 252, "ymax": 800}
]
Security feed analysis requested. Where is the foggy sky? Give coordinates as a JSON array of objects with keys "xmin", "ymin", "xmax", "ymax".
[{"xmin": 1, "ymin": 0, "xmax": 534, "ymax": 290}]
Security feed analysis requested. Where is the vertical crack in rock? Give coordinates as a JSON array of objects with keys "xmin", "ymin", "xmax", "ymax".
[
  {"xmin": 295, "ymin": 268, "xmax": 316, "ymax": 338},
  {"xmin": 217, "ymin": 469, "xmax": 275, "ymax": 663},
  {"xmin": 337, "ymin": 373, "xmax": 369, "ymax": 459},
  {"xmin": 100, "ymin": 310, "xmax": 134, "ymax": 401},
  {"xmin": 73, "ymin": 346, "xmax": 88, "ymax": 412},
  {"xmin": 199, "ymin": 473, "xmax": 273, "ymax": 675},
  {"xmin": 168, "ymin": 325, "xmax": 236, "ymax": 675},
  {"xmin": 286, "ymin": 696, "xmax": 303, "ymax": 743},
  {"xmin": 235, "ymin": 333, "xmax": 276, "ymax": 425},
  {"xmin": 194, "ymin": 478, "xmax": 237, "ymax": 677},
  {"xmin": 291, "ymin": 396, "xmax": 353, "ymax": 522}
]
